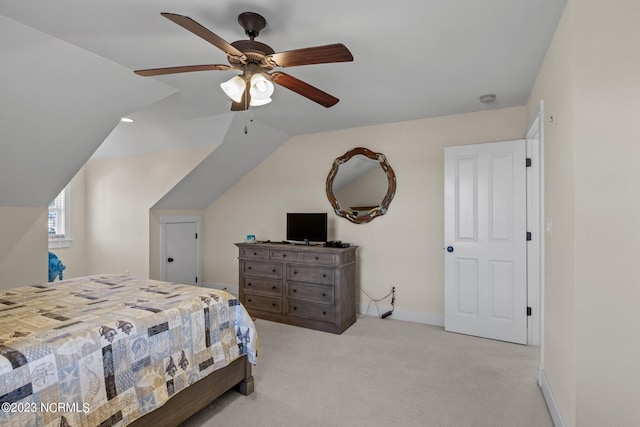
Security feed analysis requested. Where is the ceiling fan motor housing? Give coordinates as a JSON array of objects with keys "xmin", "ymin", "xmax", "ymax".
[
  {"xmin": 230, "ymin": 13, "xmax": 275, "ymax": 69},
  {"xmin": 230, "ymin": 40, "xmax": 275, "ymax": 66},
  {"xmin": 238, "ymin": 12, "xmax": 266, "ymax": 39}
]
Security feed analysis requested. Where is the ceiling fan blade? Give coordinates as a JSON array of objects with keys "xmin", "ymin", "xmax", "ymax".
[
  {"xmin": 161, "ymin": 12, "xmax": 246, "ymax": 62},
  {"xmin": 266, "ymin": 43, "xmax": 353, "ymax": 68},
  {"xmin": 230, "ymin": 80, "xmax": 251, "ymax": 111},
  {"xmin": 134, "ymin": 64, "xmax": 234, "ymax": 77},
  {"xmin": 270, "ymin": 72, "xmax": 339, "ymax": 108}
]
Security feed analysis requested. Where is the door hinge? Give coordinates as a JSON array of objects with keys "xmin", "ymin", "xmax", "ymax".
[
  {"xmin": 195, "ymin": 277, "xmax": 198, "ymax": 284},
  {"xmin": 526, "ymin": 232, "xmax": 532, "ymax": 241},
  {"xmin": 526, "ymin": 158, "xmax": 532, "ymax": 167},
  {"xmin": 527, "ymin": 307, "xmax": 532, "ymax": 316},
  {"xmin": 195, "ymin": 233, "xmax": 198, "ymax": 239}
]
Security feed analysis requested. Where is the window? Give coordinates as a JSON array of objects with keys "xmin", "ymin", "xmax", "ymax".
[{"xmin": 48, "ymin": 186, "xmax": 71, "ymax": 248}]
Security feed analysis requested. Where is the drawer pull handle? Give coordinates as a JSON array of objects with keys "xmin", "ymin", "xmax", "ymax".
[
  {"xmin": 323, "ymin": 311, "xmax": 327, "ymax": 315},
  {"xmin": 322, "ymin": 293, "xmax": 326, "ymax": 297},
  {"xmin": 282, "ymin": 254, "xmax": 287, "ymax": 258},
  {"xmin": 293, "ymin": 306, "xmax": 297, "ymax": 310},
  {"xmin": 322, "ymin": 274, "xmax": 327, "ymax": 278},
  {"xmin": 315, "ymin": 256, "xmax": 319, "ymax": 260},
  {"xmin": 293, "ymin": 271, "xmax": 297, "ymax": 275},
  {"xmin": 272, "ymin": 269, "xmax": 276, "ymax": 273},
  {"xmin": 293, "ymin": 289, "xmax": 297, "ymax": 293},
  {"xmin": 272, "ymin": 286, "xmax": 276, "ymax": 290},
  {"xmin": 248, "ymin": 282, "xmax": 252, "ymax": 286},
  {"xmin": 247, "ymin": 298, "xmax": 252, "ymax": 302},
  {"xmin": 253, "ymin": 252, "xmax": 257, "ymax": 255},
  {"xmin": 248, "ymin": 266, "xmax": 252, "ymax": 270},
  {"xmin": 272, "ymin": 303, "xmax": 276, "ymax": 307}
]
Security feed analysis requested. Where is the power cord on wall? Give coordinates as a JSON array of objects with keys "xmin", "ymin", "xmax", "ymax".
[{"xmin": 360, "ymin": 285, "xmax": 396, "ymax": 319}]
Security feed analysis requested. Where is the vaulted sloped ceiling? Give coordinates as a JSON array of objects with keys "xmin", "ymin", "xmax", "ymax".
[
  {"xmin": 0, "ymin": 1, "xmax": 567, "ymax": 210},
  {"xmin": 153, "ymin": 114, "xmax": 290, "ymax": 209},
  {"xmin": 0, "ymin": 15, "xmax": 175, "ymax": 207}
]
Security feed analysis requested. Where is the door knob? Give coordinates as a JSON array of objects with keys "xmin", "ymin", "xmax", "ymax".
[
  {"xmin": 446, "ymin": 246, "xmax": 454, "ymax": 253},
  {"xmin": 167, "ymin": 257, "xmax": 174, "ymax": 262}
]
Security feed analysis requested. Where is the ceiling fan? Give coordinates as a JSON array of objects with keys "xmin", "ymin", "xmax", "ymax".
[{"xmin": 134, "ymin": 12, "xmax": 353, "ymax": 110}]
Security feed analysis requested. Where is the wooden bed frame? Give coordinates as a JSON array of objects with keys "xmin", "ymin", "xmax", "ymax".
[{"xmin": 128, "ymin": 355, "xmax": 254, "ymax": 427}]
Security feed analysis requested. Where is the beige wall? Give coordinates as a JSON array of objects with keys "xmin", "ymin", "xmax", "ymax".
[
  {"xmin": 527, "ymin": 0, "xmax": 640, "ymax": 425},
  {"xmin": 0, "ymin": 207, "xmax": 48, "ymax": 288},
  {"xmin": 0, "ymin": 146, "xmax": 214, "ymax": 288},
  {"xmin": 83, "ymin": 146, "xmax": 215, "ymax": 278},
  {"xmin": 573, "ymin": 0, "xmax": 640, "ymax": 425},
  {"xmin": 202, "ymin": 106, "xmax": 526, "ymax": 320}
]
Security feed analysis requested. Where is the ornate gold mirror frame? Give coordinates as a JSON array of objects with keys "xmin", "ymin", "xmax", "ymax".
[{"xmin": 326, "ymin": 147, "xmax": 397, "ymax": 224}]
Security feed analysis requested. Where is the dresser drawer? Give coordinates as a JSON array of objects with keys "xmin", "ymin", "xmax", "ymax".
[
  {"xmin": 243, "ymin": 293, "xmax": 282, "ymax": 313},
  {"xmin": 287, "ymin": 265, "xmax": 334, "ymax": 285},
  {"xmin": 300, "ymin": 252, "xmax": 336, "ymax": 265},
  {"xmin": 270, "ymin": 250, "xmax": 299, "ymax": 262},
  {"xmin": 242, "ymin": 277, "xmax": 282, "ymax": 295},
  {"xmin": 287, "ymin": 300, "xmax": 334, "ymax": 323},
  {"xmin": 287, "ymin": 282, "xmax": 333, "ymax": 304},
  {"xmin": 240, "ymin": 247, "xmax": 270, "ymax": 260},
  {"xmin": 243, "ymin": 261, "xmax": 282, "ymax": 279}
]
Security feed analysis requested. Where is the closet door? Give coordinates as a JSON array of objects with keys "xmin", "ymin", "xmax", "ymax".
[{"xmin": 161, "ymin": 217, "xmax": 200, "ymax": 286}]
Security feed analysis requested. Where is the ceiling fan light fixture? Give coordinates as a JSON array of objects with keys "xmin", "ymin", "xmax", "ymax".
[
  {"xmin": 220, "ymin": 75, "xmax": 246, "ymax": 103},
  {"xmin": 135, "ymin": 12, "xmax": 353, "ymax": 110},
  {"xmin": 249, "ymin": 73, "xmax": 274, "ymax": 104}
]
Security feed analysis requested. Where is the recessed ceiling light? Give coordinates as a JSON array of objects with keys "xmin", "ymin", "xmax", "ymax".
[{"xmin": 120, "ymin": 117, "xmax": 134, "ymax": 123}]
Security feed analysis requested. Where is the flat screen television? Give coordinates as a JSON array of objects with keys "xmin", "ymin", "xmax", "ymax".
[{"xmin": 286, "ymin": 213, "xmax": 328, "ymax": 244}]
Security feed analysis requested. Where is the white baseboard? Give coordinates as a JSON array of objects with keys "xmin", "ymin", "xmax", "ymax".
[
  {"xmin": 357, "ymin": 303, "xmax": 444, "ymax": 327},
  {"xmin": 201, "ymin": 282, "xmax": 239, "ymax": 297},
  {"xmin": 539, "ymin": 368, "xmax": 565, "ymax": 427}
]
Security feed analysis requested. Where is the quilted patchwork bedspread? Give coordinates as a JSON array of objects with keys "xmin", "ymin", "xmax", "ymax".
[{"xmin": 0, "ymin": 275, "xmax": 257, "ymax": 427}]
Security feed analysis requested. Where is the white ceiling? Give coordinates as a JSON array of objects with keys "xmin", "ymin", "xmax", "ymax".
[{"xmin": 0, "ymin": 0, "xmax": 566, "ymax": 207}]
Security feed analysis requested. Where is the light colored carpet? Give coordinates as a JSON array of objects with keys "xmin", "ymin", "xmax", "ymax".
[{"xmin": 182, "ymin": 317, "xmax": 553, "ymax": 427}]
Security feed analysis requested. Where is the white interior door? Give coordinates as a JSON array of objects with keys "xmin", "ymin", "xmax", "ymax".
[
  {"xmin": 161, "ymin": 217, "xmax": 200, "ymax": 285},
  {"xmin": 444, "ymin": 140, "xmax": 527, "ymax": 344}
]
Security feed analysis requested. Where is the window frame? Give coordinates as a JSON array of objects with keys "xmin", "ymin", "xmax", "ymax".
[{"xmin": 48, "ymin": 186, "xmax": 72, "ymax": 249}]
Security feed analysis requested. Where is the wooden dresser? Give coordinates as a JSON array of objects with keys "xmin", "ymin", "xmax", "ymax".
[{"xmin": 236, "ymin": 242, "xmax": 358, "ymax": 334}]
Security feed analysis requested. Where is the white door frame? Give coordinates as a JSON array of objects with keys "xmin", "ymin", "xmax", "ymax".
[
  {"xmin": 159, "ymin": 216, "xmax": 202, "ymax": 284},
  {"xmin": 526, "ymin": 101, "xmax": 544, "ymax": 347}
]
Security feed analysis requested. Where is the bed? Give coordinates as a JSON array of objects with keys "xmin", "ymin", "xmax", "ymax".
[{"xmin": 0, "ymin": 275, "xmax": 257, "ymax": 426}]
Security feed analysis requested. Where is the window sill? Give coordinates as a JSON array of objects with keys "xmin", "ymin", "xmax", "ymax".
[{"xmin": 49, "ymin": 238, "xmax": 72, "ymax": 249}]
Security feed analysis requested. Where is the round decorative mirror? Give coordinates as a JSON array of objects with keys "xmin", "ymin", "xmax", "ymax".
[{"xmin": 326, "ymin": 147, "xmax": 397, "ymax": 224}]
